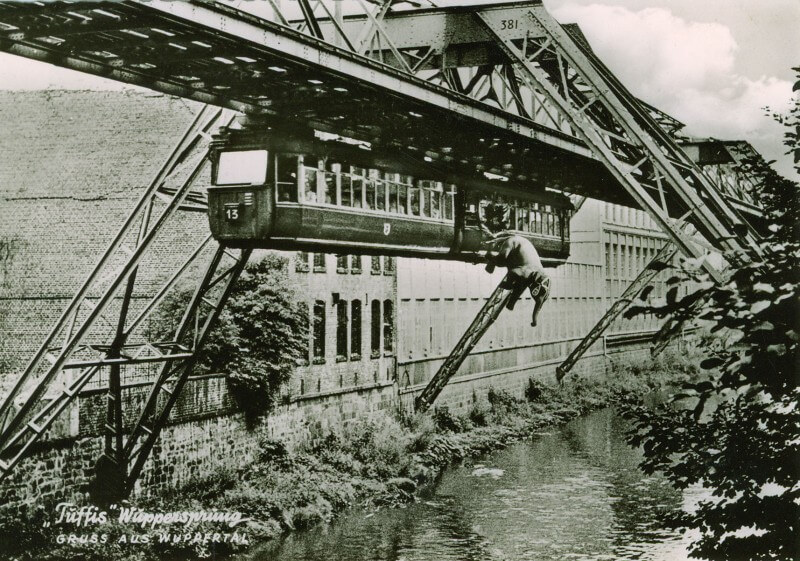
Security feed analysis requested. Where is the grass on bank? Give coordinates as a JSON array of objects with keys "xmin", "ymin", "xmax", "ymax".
[{"xmin": 0, "ymin": 349, "xmax": 699, "ymax": 561}]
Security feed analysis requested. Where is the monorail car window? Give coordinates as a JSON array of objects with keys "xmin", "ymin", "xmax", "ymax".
[
  {"xmin": 430, "ymin": 183, "xmax": 442, "ymax": 219},
  {"xmin": 421, "ymin": 186, "xmax": 430, "ymax": 218},
  {"xmin": 417, "ymin": 180, "xmax": 437, "ymax": 219},
  {"xmin": 443, "ymin": 185, "xmax": 455, "ymax": 221},
  {"xmin": 544, "ymin": 205, "xmax": 552, "ymax": 236},
  {"xmin": 321, "ymin": 159, "xmax": 335, "ymax": 204},
  {"xmin": 409, "ymin": 184, "xmax": 420, "ymax": 216},
  {"xmin": 215, "ymin": 150, "xmax": 269, "ymax": 186},
  {"xmin": 301, "ymin": 156, "xmax": 318, "ymax": 203},
  {"xmin": 275, "ymin": 153, "xmax": 298, "ymax": 202},
  {"xmin": 388, "ymin": 180, "xmax": 399, "ymax": 213},
  {"xmin": 373, "ymin": 171, "xmax": 386, "ymax": 211},
  {"xmin": 365, "ymin": 171, "xmax": 376, "ymax": 210},
  {"xmin": 517, "ymin": 204, "xmax": 529, "ymax": 232},
  {"xmin": 351, "ymin": 166, "xmax": 365, "ymax": 208},
  {"xmin": 340, "ymin": 163, "xmax": 352, "ymax": 207},
  {"xmin": 397, "ymin": 175, "xmax": 412, "ymax": 216},
  {"xmin": 398, "ymin": 182, "xmax": 408, "ymax": 216}
]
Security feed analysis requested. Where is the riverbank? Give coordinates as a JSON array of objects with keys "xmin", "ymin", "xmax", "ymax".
[{"xmin": 0, "ymin": 350, "xmax": 699, "ymax": 561}]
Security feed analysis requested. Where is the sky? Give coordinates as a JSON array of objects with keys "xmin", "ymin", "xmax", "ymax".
[{"xmin": 0, "ymin": 0, "xmax": 797, "ymax": 178}]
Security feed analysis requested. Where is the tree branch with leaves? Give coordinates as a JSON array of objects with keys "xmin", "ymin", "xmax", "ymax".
[{"xmin": 622, "ymin": 72, "xmax": 800, "ymax": 560}]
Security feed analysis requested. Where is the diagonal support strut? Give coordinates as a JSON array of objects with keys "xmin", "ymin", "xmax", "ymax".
[
  {"xmin": 556, "ymin": 241, "xmax": 679, "ymax": 381},
  {"xmin": 415, "ymin": 274, "xmax": 517, "ymax": 413}
]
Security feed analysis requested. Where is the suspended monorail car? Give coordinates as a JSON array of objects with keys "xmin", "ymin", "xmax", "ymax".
[{"xmin": 206, "ymin": 130, "xmax": 572, "ymax": 266}]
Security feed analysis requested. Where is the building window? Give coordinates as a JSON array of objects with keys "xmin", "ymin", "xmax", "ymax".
[
  {"xmin": 295, "ymin": 251, "xmax": 310, "ymax": 273},
  {"xmin": 371, "ymin": 256, "xmax": 382, "ymax": 275},
  {"xmin": 312, "ymin": 300, "xmax": 326, "ymax": 363},
  {"xmin": 383, "ymin": 256, "xmax": 394, "ymax": 275},
  {"xmin": 350, "ymin": 255, "xmax": 362, "ymax": 274},
  {"xmin": 336, "ymin": 299, "xmax": 348, "ymax": 361},
  {"xmin": 383, "ymin": 299, "xmax": 394, "ymax": 353},
  {"xmin": 350, "ymin": 300, "xmax": 362, "ymax": 359},
  {"xmin": 610, "ymin": 243, "xmax": 617, "ymax": 278},
  {"xmin": 313, "ymin": 252, "xmax": 326, "ymax": 272},
  {"xmin": 371, "ymin": 299, "xmax": 381, "ymax": 357},
  {"xmin": 337, "ymin": 254, "xmax": 348, "ymax": 274}
]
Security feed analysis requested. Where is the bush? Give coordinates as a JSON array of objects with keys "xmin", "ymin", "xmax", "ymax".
[
  {"xmin": 525, "ymin": 377, "xmax": 548, "ymax": 402},
  {"xmin": 147, "ymin": 253, "xmax": 307, "ymax": 422},
  {"xmin": 486, "ymin": 388, "xmax": 525, "ymax": 422},
  {"xmin": 432, "ymin": 405, "xmax": 470, "ymax": 433},
  {"xmin": 256, "ymin": 437, "xmax": 291, "ymax": 467},
  {"xmin": 405, "ymin": 413, "xmax": 437, "ymax": 453},
  {"xmin": 468, "ymin": 398, "xmax": 491, "ymax": 427}
]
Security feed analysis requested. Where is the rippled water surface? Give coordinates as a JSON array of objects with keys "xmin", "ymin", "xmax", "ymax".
[{"xmin": 244, "ymin": 409, "xmax": 699, "ymax": 561}]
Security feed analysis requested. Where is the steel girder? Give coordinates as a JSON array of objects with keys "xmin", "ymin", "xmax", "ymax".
[
  {"xmin": 0, "ymin": 1, "xmax": 676, "ymax": 209},
  {"xmin": 0, "ymin": 0, "xmax": 768, "ymax": 483},
  {"xmin": 0, "ymin": 106, "xmax": 244, "ymax": 500},
  {"xmin": 0, "ymin": 1, "xmax": 761, "ymax": 214},
  {"xmin": 122, "ymin": 244, "xmax": 251, "ymax": 498},
  {"xmin": 475, "ymin": 7, "xmax": 760, "ymax": 277},
  {"xmin": 414, "ymin": 3, "xmax": 763, "ymax": 402}
]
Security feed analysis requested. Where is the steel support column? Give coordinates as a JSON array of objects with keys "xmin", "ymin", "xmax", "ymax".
[
  {"xmin": 101, "ymin": 197, "xmax": 155, "ymax": 492},
  {"xmin": 122, "ymin": 245, "xmax": 251, "ymax": 496},
  {"xmin": 0, "ymin": 106, "xmax": 230, "ymax": 487},
  {"xmin": 556, "ymin": 241, "xmax": 678, "ymax": 381},
  {"xmin": 416, "ymin": 274, "xmax": 515, "ymax": 413}
]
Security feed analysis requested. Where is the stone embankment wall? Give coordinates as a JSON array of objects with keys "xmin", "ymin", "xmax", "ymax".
[{"xmin": 0, "ymin": 338, "xmax": 656, "ymax": 514}]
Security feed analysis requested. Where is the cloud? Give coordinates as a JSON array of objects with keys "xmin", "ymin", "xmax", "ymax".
[{"xmin": 547, "ymin": 2, "xmax": 795, "ymax": 177}]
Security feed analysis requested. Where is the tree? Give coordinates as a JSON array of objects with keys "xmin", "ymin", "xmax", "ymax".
[
  {"xmin": 622, "ymin": 75, "xmax": 800, "ymax": 560},
  {"xmin": 148, "ymin": 252, "xmax": 308, "ymax": 422}
]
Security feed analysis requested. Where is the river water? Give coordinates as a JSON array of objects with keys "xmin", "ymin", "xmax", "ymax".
[{"xmin": 243, "ymin": 409, "xmax": 700, "ymax": 561}]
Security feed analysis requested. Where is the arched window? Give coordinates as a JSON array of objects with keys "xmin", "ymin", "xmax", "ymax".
[
  {"xmin": 312, "ymin": 300, "xmax": 325, "ymax": 362},
  {"xmin": 336, "ymin": 299, "xmax": 348, "ymax": 360},
  {"xmin": 383, "ymin": 299, "xmax": 394, "ymax": 353},
  {"xmin": 371, "ymin": 299, "xmax": 381, "ymax": 357},
  {"xmin": 350, "ymin": 300, "xmax": 362, "ymax": 359}
]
